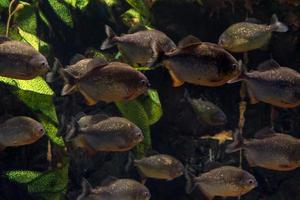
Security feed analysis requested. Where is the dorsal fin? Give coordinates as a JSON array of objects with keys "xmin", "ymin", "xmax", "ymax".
[
  {"xmin": 87, "ymin": 58, "xmax": 108, "ymax": 70},
  {"xmin": 257, "ymin": 59, "xmax": 280, "ymax": 72},
  {"xmin": 70, "ymin": 54, "xmax": 86, "ymax": 65},
  {"xmin": 202, "ymin": 161, "xmax": 222, "ymax": 173},
  {"xmin": 77, "ymin": 178, "xmax": 93, "ymax": 200},
  {"xmin": 101, "ymin": 176, "xmax": 118, "ymax": 186},
  {"xmin": 254, "ymin": 127, "xmax": 276, "ymax": 139},
  {"xmin": 0, "ymin": 36, "xmax": 11, "ymax": 43},
  {"xmin": 178, "ymin": 35, "xmax": 202, "ymax": 48},
  {"xmin": 245, "ymin": 17, "xmax": 262, "ymax": 24},
  {"xmin": 145, "ymin": 149, "xmax": 160, "ymax": 156},
  {"xmin": 128, "ymin": 25, "xmax": 148, "ymax": 34},
  {"xmin": 77, "ymin": 113, "xmax": 109, "ymax": 128}
]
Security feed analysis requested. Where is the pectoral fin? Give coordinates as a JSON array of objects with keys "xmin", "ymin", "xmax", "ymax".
[
  {"xmin": 169, "ymin": 70, "xmax": 184, "ymax": 87},
  {"xmin": 136, "ymin": 168, "xmax": 148, "ymax": 185},
  {"xmin": 79, "ymin": 89, "xmax": 98, "ymax": 106},
  {"xmin": 0, "ymin": 144, "xmax": 6, "ymax": 151},
  {"xmin": 246, "ymin": 86, "xmax": 259, "ymax": 104}
]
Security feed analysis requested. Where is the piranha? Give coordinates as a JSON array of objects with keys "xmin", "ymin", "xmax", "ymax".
[
  {"xmin": 0, "ymin": 36, "xmax": 50, "ymax": 79},
  {"xmin": 184, "ymin": 89, "xmax": 227, "ymax": 126},
  {"xmin": 161, "ymin": 35, "xmax": 241, "ymax": 87},
  {"xmin": 279, "ymin": 0, "xmax": 300, "ymax": 6},
  {"xmin": 67, "ymin": 115, "xmax": 144, "ymax": 155},
  {"xmin": 60, "ymin": 58, "xmax": 150, "ymax": 105},
  {"xmin": 185, "ymin": 165, "xmax": 257, "ymax": 200},
  {"xmin": 133, "ymin": 154, "xmax": 184, "ymax": 183},
  {"xmin": 0, "ymin": 116, "xmax": 45, "ymax": 150},
  {"xmin": 228, "ymin": 59, "xmax": 300, "ymax": 108},
  {"xmin": 77, "ymin": 178, "xmax": 151, "ymax": 200},
  {"xmin": 226, "ymin": 128, "xmax": 300, "ymax": 171},
  {"xmin": 218, "ymin": 14, "xmax": 288, "ymax": 52},
  {"xmin": 100, "ymin": 25, "xmax": 176, "ymax": 67}
]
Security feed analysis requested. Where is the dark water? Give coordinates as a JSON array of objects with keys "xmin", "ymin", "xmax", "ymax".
[{"xmin": 1, "ymin": 0, "xmax": 300, "ymax": 200}]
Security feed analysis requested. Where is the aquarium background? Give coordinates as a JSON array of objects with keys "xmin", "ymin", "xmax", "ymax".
[{"xmin": 0, "ymin": 0, "xmax": 299, "ymax": 199}]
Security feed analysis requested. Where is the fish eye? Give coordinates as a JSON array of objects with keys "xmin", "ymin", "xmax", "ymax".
[
  {"xmin": 39, "ymin": 128, "xmax": 44, "ymax": 134},
  {"xmin": 140, "ymin": 80, "xmax": 150, "ymax": 87},
  {"xmin": 143, "ymin": 191, "xmax": 151, "ymax": 197},
  {"xmin": 137, "ymin": 132, "xmax": 142, "ymax": 137},
  {"xmin": 248, "ymin": 179, "xmax": 255, "ymax": 184}
]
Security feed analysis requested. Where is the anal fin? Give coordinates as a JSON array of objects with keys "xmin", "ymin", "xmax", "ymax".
[
  {"xmin": 169, "ymin": 70, "xmax": 184, "ymax": 87},
  {"xmin": 79, "ymin": 89, "xmax": 98, "ymax": 106}
]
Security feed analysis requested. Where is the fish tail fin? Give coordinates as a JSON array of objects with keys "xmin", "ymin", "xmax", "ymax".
[
  {"xmin": 46, "ymin": 57, "xmax": 63, "ymax": 83},
  {"xmin": 100, "ymin": 25, "xmax": 118, "ymax": 50},
  {"xmin": 270, "ymin": 14, "xmax": 288, "ymax": 32},
  {"xmin": 124, "ymin": 152, "xmax": 135, "ymax": 173},
  {"xmin": 77, "ymin": 178, "xmax": 92, "ymax": 200},
  {"xmin": 225, "ymin": 129, "xmax": 244, "ymax": 153},
  {"xmin": 65, "ymin": 117, "xmax": 80, "ymax": 142},
  {"xmin": 150, "ymin": 53, "xmax": 168, "ymax": 68},
  {"xmin": 60, "ymin": 69, "xmax": 77, "ymax": 96},
  {"xmin": 184, "ymin": 165, "xmax": 197, "ymax": 194},
  {"xmin": 227, "ymin": 60, "xmax": 246, "ymax": 84}
]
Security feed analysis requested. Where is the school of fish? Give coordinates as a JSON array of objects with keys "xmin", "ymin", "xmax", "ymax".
[{"xmin": 1, "ymin": 8, "xmax": 300, "ymax": 200}]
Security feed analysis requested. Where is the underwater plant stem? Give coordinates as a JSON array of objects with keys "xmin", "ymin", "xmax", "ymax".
[
  {"xmin": 6, "ymin": 0, "xmax": 17, "ymax": 37},
  {"xmin": 47, "ymin": 140, "xmax": 53, "ymax": 170},
  {"xmin": 238, "ymin": 75, "xmax": 248, "ymax": 168}
]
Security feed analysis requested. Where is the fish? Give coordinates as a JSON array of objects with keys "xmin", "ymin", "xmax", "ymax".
[
  {"xmin": 60, "ymin": 58, "xmax": 150, "ymax": 105},
  {"xmin": 100, "ymin": 25, "xmax": 176, "ymax": 67},
  {"xmin": 185, "ymin": 165, "xmax": 257, "ymax": 200},
  {"xmin": 67, "ymin": 115, "xmax": 144, "ymax": 154},
  {"xmin": 184, "ymin": 89, "xmax": 227, "ymax": 125},
  {"xmin": 228, "ymin": 59, "xmax": 300, "ymax": 108},
  {"xmin": 161, "ymin": 35, "xmax": 241, "ymax": 87},
  {"xmin": 77, "ymin": 178, "xmax": 151, "ymax": 200},
  {"xmin": 0, "ymin": 116, "xmax": 45, "ymax": 150},
  {"xmin": 279, "ymin": 0, "xmax": 300, "ymax": 6},
  {"xmin": 226, "ymin": 128, "xmax": 300, "ymax": 171},
  {"xmin": 219, "ymin": 14, "xmax": 288, "ymax": 52},
  {"xmin": 201, "ymin": 130, "xmax": 233, "ymax": 144},
  {"xmin": 133, "ymin": 154, "xmax": 184, "ymax": 183},
  {"xmin": 0, "ymin": 36, "xmax": 50, "ymax": 80}
]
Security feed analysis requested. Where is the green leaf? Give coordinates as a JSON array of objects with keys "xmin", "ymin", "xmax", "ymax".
[
  {"xmin": 101, "ymin": 0, "xmax": 119, "ymax": 6},
  {"xmin": 64, "ymin": 0, "xmax": 90, "ymax": 10},
  {"xmin": 6, "ymin": 170, "xmax": 42, "ymax": 184},
  {"xmin": 121, "ymin": 9, "xmax": 142, "ymax": 27},
  {"xmin": 0, "ymin": 76, "xmax": 53, "ymax": 95},
  {"xmin": 115, "ymin": 100, "xmax": 151, "ymax": 157},
  {"xmin": 28, "ymin": 162, "xmax": 69, "ymax": 194},
  {"xmin": 0, "ymin": 0, "xmax": 9, "ymax": 8},
  {"xmin": 47, "ymin": 0, "xmax": 73, "ymax": 27},
  {"xmin": 18, "ymin": 27, "xmax": 50, "ymax": 55},
  {"xmin": 6, "ymin": 159, "xmax": 69, "ymax": 200},
  {"xmin": 140, "ymin": 89, "xmax": 162, "ymax": 125},
  {"xmin": 0, "ymin": 76, "xmax": 64, "ymax": 146},
  {"xmin": 125, "ymin": 0, "xmax": 150, "ymax": 23},
  {"xmin": 14, "ymin": 3, "xmax": 37, "ymax": 35},
  {"xmin": 38, "ymin": 10, "xmax": 51, "ymax": 27}
]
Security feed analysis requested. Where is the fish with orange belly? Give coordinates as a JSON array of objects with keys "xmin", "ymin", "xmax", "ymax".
[
  {"xmin": 67, "ymin": 114, "xmax": 144, "ymax": 155},
  {"xmin": 0, "ymin": 116, "xmax": 45, "ymax": 150},
  {"xmin": 228, "ymin": 59, "xmax": 300, "ymax": 108},
  {"xmin": 77, "ymin": 178, "xmax": 151, "ymax": 200},
  {"xmin": 185, "ymin": 165, "xmax": 257, "ymax": 200},
  {"xmin": 161, "ymin": 35, "xmax": 241, "ymax": 87},
  {"xmin": 226, "ymin": 128, "xmax": 300, "ymax": 171},
  {"xmin": 60, "ymin": 58, "xmax": 150, "ymax": 105},
  {"xmin": 0, "ymin": 36, "xmax": 49, "ymax": 80}
]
